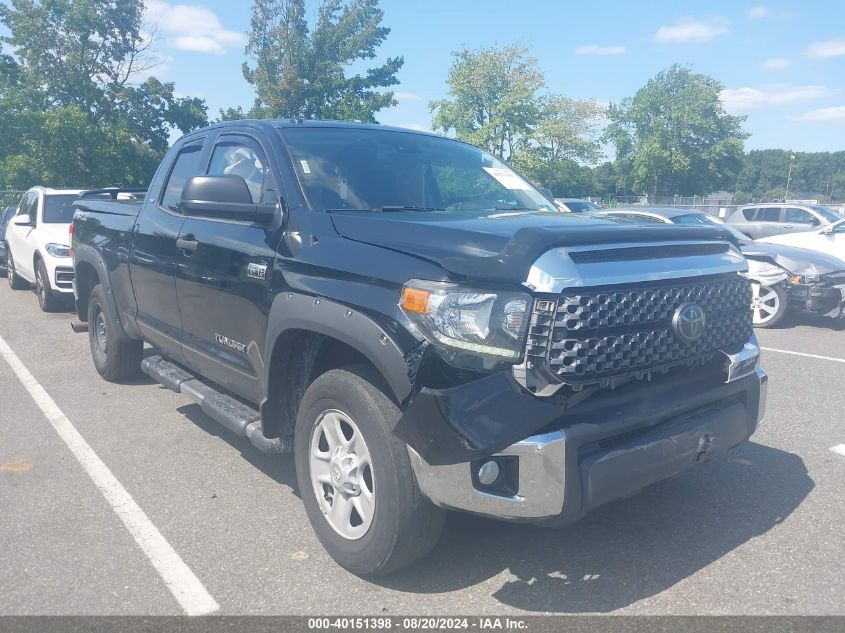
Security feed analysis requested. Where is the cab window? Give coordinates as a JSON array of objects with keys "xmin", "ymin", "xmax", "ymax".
[
  {"xmin": 161, "ymin": 144, "xmax": 204, "ymax": 212},
  {"xmin": 207, "ymin": 139, "xmax": 272, "ymax": 204}
]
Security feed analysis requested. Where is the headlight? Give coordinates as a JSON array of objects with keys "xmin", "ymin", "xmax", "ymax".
[
  {"xmin": 45, "ymin": 243, "xmax": 71, "ymax": 258},
  {"xmin": 400, "ymin": 280, "xmax": 530, "ymax": 362}
]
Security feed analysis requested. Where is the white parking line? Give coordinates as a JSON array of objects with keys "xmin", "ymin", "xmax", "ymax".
[
  {"xmin": 760, "ymin": 347, "xmax": 845, "ymax": 364},
  {"xmin": 831, "ymin": 445, "xmax": 845, "ymax": 458},
  {"xmin": 0, "ymin": 334, "xmax": 219, "ymax": 616}
]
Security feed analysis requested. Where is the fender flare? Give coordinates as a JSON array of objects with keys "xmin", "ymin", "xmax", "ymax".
[
  {"xmin": 73, "ymin": 244, "xmax": 135, "ymax": 341},
  {"xmin": 263, "ymin": 292, "xmax": 415, "ymax": 405}
]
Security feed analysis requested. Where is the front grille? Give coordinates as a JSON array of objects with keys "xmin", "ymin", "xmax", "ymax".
[{"xmin": 525, "ymin": 274, "xmax": 752, "ymax": 388}]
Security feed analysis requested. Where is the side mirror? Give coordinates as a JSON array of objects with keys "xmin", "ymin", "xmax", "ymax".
[
  {"xmin": 180, "ymin": 175, "xmax": 276, "ymax": 223},
  {"xmin": 809, "ymin": 216, "xmax": 820, "ymax": 226},
  {"xmin": 12, "ymin": 215, "xmax": 33, "ymax": 227}
]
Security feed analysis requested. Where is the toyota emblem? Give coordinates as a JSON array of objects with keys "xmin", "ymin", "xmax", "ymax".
[{"xmin": 672, "ymin": 303, "xmax": 706, "ymax": 343}]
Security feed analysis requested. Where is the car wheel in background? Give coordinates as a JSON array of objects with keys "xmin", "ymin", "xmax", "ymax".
[
  {"xmin": 35, "ymin": 259, "xmax": 64, "ymax": 312},
  {"xmin": 6, "ymin": 250, "xmax": 29, "ymax": 290},
  {"xmin": 87, "ymin": 283, "xmax": 144, "ymax": 381},
  {"xmin": 751, "ymin": 283, "xmax": 788, "ymax": 328}
]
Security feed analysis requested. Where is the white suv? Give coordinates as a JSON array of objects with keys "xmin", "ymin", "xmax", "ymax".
[{"xmin": 6, "ymin": 187, "xmax": 85, "ymax": 311}]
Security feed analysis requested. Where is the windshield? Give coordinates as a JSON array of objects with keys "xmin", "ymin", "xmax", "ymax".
[
  {"xmin": 562, "ymin": 200, "xmax": 599, "ymax": 213},
  {"xmin": 672, "ymin": 213, "xmax": 751, "ymax": 244},
  {"xmin": 43, "ymin": 194, "xmax": 80, "ymax": 223},
  {"xmin": 808, "ymin": 205, "xmax": 844, "ymax": 223},
  {"xmin": 279, "ymin": 127, "xmax": 556, "ymax": 215}
]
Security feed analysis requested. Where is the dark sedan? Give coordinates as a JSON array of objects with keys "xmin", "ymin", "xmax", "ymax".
[{"xmin": 596, "ymin": 207, "xmax": 845, "ymax": 327}]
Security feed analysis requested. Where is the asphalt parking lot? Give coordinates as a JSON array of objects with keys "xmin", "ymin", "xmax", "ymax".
[{"xmin": 1, "ymin": 282, "xmax": 843, "ymax": 616}]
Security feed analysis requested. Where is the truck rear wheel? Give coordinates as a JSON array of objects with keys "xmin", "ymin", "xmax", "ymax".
[
  {"xmin": 294, "ymin": 365, "xmax": 445, "ymax": 576},
  {"xmin": 88, "ymin": 284, "xmax": 143, "ymax": 381}
]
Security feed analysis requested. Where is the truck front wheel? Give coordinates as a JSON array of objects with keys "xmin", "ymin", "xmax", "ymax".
[
  {"xmin": 88, "ymin": 284, "xmax": 143, "ymax": 381},
  {"xmin": 294, "ymin": 365, "xmax": 445, "ymax": 576}
]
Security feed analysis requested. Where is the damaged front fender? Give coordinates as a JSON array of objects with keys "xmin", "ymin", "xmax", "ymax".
[{"xmin": 393, "ymin": 371, "xmax": 565, "ymax": 465}]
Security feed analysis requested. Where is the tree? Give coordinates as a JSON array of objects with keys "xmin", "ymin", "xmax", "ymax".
[
  {"xmin": 0, "ymin": 0, "xmax": 208, "ymax": 189},
  {"xmin": 736, "ymin": 149, "xmax": 845, "ymax": 201},
  {"xmin": 242, "ymin": 0, "xmax": 403, "ymax": 122},
  {"xmin": 430, "ymin": 44, "xmax": 544, "ymax": 158},
  {"xmin": 430, "ymin": 44, "xmax": 604, "ymax": 196},
  {"xmin": 510, "ymin": 95, "xmax": 604, "ymax": 194},
  {"xmin": 605, "ymin": 65, "xmax": 747, "ymax": 196}
]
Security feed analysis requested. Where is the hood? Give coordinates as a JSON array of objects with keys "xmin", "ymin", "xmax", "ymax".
[
  {"xmin": 330, "ymin": 210, "xmax": 739, "ymax": 283},
  {"xmin": 741, "ymin": 241, "xmax": 845, "ymax": 276},
  {"xmin": 38, "ymin": 222, "xmax": 71, "ymax": 247}
]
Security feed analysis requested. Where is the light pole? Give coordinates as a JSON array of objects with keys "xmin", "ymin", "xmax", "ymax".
[{"xmin": 785, "ymin": 154, "xmax": 796, "ymax": 202}]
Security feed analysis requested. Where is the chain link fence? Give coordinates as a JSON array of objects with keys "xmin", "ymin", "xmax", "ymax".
[{"xmin": 0, "ymin": 190, "xmax": 25, "ymax": 210}]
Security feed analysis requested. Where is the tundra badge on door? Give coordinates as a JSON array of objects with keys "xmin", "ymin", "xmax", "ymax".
[
  {"xmin": 215, "ymin": 334, "xmax": 246, "ymax": 353},
  {"xmin": 247, "ymin": 263, "xmax": 268, "ymax": 280}
]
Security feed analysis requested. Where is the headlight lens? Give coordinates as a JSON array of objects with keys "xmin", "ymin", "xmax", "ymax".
[
  {"xmin": 400, "ymin": 280, "xmax": 530, "ymax": 361},
  {"xmin": 45, "ymin": 243, "xmax": 70, "ymax": 258}
]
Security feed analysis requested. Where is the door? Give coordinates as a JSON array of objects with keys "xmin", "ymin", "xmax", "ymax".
[
  {"xmin": 174, "ymin": 134, "xmax": 280, "ymax": 402},
  {"xmin": 780, "ymin": 207, "xmax": 820, "ymax": 235},
  {"xmin": 749, "ymin": 207, "xmax": 782, "ymax": 239},
  {"xmin": 7, "ymin": 192, "xmax": 38, "ymax": 280},
  {"xmin": 129, "ymin": 140, "xmax": 204, "ymax": 359}
]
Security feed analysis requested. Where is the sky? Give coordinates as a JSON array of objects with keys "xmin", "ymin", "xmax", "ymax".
[{"xmin": 142, "ymin": 1, "xmax": 844, "ymax": 157}]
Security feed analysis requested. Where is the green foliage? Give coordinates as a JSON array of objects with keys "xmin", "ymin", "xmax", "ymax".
[
  {"xmin": 430, "ymin": 44, "xmax": 545, "ymax": 158},
  {"xmin": 430, "ymin": 44, "xmax": 604, "ymax": 196},
  {"xmin": 0, "ymin": 0, "xmax": 208, "ymax": 189},
  {"xmin": 736, "ymin": 149, "xmax": 845, "ymax": 202},
  {"xmin": 242, "ymin": 0, "xmax": 403, "ymax": 122},
  {"xmin": 605, "ymin": 64, "xmax": 747, "ymax": 196}
]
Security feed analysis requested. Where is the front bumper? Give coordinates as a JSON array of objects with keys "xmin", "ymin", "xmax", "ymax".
[
  {"xmin": 407, "ymin": 354, "xmax": 767, "ymax": 523},
  {"xmin": 788, "ymin": 282, "xmax": 844, "ymax": 316}
]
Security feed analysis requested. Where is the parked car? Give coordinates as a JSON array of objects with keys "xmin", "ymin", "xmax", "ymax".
[
  {"xmin": 758, "ymin": 218, "xmax": 845, "ymax": 263},
  {"xmin": 0, "ymin": 205, "xmax": 16, "ymax": 274},
  {"xmin": 72, "ymin": 120, "xmax": 766, "ymax": 576},
  {"xmin": 554, "ymin": 198, "xmax": 601, "ymax": 213},
  {"xmin": 5, "ymin": 187, "xmax": 85, "ymax": 311},
  {"xmin": 725, "ymin": 203, "xmax": 843, "ymax": 240},
  {"xmin": 597, "ymin": 208, "xmax": 845, "ymax": 327}
]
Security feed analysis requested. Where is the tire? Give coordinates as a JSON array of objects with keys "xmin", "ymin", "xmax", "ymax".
[
  {"xmin": 35, "ymin": 259, "xmax": 64, "ymax": 312},
  {"xmin": 88, "ymin": 284, "xmax": 143, "ymax": 381},
  {"xmin": 751, "ymin": 283, "xmax": 788, "ymax": 328},
  {"xmin": 6, "ymin": 250, "xmax": 28, "ymax": 290},
  {"xmin": 294, "ymin": 365, "xmax": 446, "ymax": 576}
]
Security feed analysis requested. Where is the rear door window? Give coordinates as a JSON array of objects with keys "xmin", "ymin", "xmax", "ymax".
[
  {"xmin": 757, "ymin": 207, "xmax": 781, "ymax": 222},
  {"xmin": 160, "ymin": 144, "xmax": 204, "ymax": 212}
]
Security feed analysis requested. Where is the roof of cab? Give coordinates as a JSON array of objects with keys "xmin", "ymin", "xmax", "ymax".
[{"xmin": 182, "ymin": 118, "xmax": 442, "ymax": 139}]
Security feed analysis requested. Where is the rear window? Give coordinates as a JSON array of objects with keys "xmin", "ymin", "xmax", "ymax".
[
  {"xmin": 43, "ymin": 194, "xmax": 81, "ymax": 223},
  {"xmin": 742, "ymin": 208, "xmax": 757, "ymax": 220}
]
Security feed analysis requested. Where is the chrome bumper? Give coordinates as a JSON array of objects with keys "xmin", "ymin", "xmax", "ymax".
[{"xmin": 409, "ymin": 353, "xmax": 767, "ymax": 523}]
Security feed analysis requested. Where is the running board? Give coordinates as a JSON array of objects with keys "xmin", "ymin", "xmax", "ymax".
[{"xmin": 141, "ymin": 355, "xmax": 285, "ymax": 453}]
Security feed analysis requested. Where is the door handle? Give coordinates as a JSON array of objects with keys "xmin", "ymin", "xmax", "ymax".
[
  {"xmin": 176, "ymin": 236, "xmax": 198, "ymax": 253},
  {"xmin": 782, "ymin": 224, "xmax": 793, "ymax": 229}
]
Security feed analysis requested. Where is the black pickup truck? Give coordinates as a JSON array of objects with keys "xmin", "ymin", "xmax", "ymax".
[{"xmin": 72, "ymin": 120, "xmax": 767, "ymax": 575}]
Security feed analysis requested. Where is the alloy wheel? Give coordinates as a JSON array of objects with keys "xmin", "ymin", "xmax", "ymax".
[
  {"xmin": 309, "ymin": 409, "xmax": 375, "ymax": 540},
  {"xmin": 751, "ymin": 283, "xmax": 780, "ymax": 325}
]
